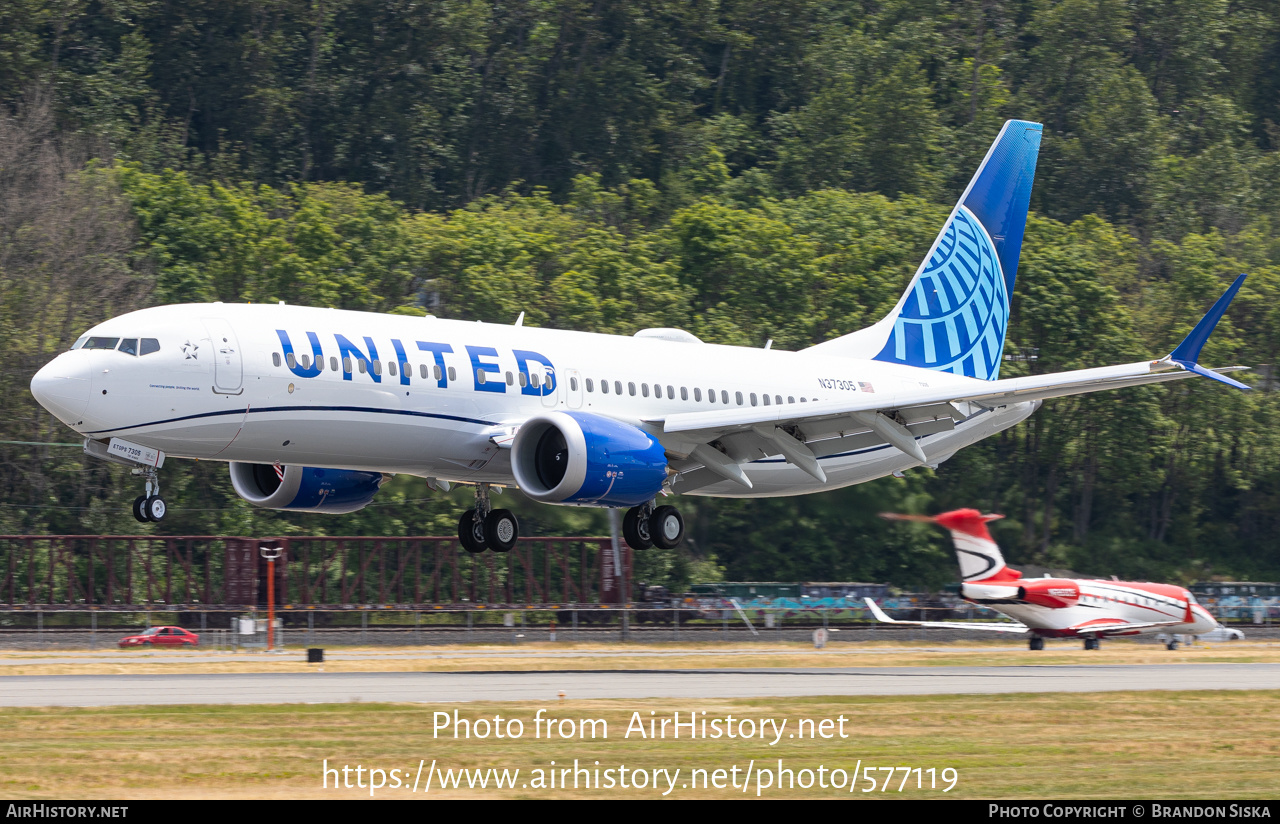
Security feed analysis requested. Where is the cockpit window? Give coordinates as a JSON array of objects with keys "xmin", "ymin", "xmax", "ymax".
[
  {"xmin": 83, "ymin": 337, "xmax": 120, "ymax": 350},
  {"xmin": 119, "ymin": 338, "xmax": 139, "ymax": 355},
  {"xmin": 140, "ymin": 338, "xmax": 160, "ymax": 355},
  {"xmin": 71, "ymin": 336, "xmax": 88, "ymax": 350}
]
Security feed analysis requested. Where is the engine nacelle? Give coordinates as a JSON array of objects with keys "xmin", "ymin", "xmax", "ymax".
[
  {"xmin": 961, "ymin": 581, "xmax": 1023, "ymax": 603},
  {"xmin": 228, "ymin": 463, "xmax": 386, "ymax": 514},
  {"xmin": 511, "ymin": 411, "xmax": 668, "ymax": 507},
  {"xmin": 1018, "ymin": 579, "xmax": 1080, "ymax": 609}
]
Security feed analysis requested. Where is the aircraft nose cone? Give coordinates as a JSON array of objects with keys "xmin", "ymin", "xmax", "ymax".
[{"xmin": 30, "ymin": 355, "xmax": 91, "ymax": 426}]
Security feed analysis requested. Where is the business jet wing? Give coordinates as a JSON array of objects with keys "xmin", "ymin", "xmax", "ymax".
[
  {"xmin": 863, "ymin": 598, "xmax": 1029, "ymax": 633},
  {"xmin": 1069, "ymin": 618, "xmax": 1186, "ymax": 637},
  {"xmin": 653, "ymin": 276, "xmax": 1249, "ymax": 491}
]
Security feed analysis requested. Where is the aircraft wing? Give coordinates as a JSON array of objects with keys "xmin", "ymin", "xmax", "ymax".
[
  {"xmin": 863, "ymin": 598, "xmax": 1029, "ymax": 633},
  {"xmin": 1070, "ymin": 618, "xmax": 1185, "ymax": 637},
  {"xmin": 651, "ymin": 275, "xmax": 1249, "ymax": 492}
]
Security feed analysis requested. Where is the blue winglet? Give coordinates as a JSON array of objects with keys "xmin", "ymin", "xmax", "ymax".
[{"xmin": 1167, "ymin": 273, "xmax": 1250, "ymax": 390}]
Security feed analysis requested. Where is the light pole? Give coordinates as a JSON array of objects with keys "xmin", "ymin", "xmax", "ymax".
[{"xmin": 260, "ymin": 544, "xmax": 282, "ymax": 651}]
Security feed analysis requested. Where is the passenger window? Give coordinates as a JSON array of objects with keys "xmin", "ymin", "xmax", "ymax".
[
  {"xmin": 287, "ymin": 353, "xmax": 297, "ymax": 369},
  {"xmin": 709, "ymin": 389, "xmax": 716, "ymax": 404},
  {"xmin": 736, "ymin": 391, "xmax": 744, "ymax": 405},
  {"xmin": 140, "ymin": 338, "xmax": 160, "ymax": 356},
  {"xmin": 476, "ymin": 368, "xmax": 486, "ymax": 385},
  {"xmin": 800, "ymin": 397, "xmax": 807, "ymax": 402},
  {"xmin": 83, "ymin": 337, "xmax": 119, "ymax": 350},
  {"xmin": 641, "ymin": 383, "xmax": 649, "ymax": 398},
  {"xmin": 506, "ymin": 371, "xmax": 514, "ymax": 386},
  {"xmin": 601, "ymin": 380, "xmax": 609, "ymax": 394},
  {"xmin": 750, "ymin": 393, "xmax": 757, "ymax": 406},
  {"xmin": 586, "ymin": 378, "xmax": 594, "ymax": 392},
  {"xmin": 519, "ymin": 372, "xmax": 528, "ymax": 388},
  {"xmin": 373, "ymin": 360, "xmax": 382, "ymax": 376},
  {"xmin": 614, "ymin": 381, "xmax": 622, "ymax": 395},
  {"xmin": 331, "ymin": 357, "xmax": 339, "ymax": 372},
  {"xmin": 388, "ymin": 361, "xmax": 397, "ymax": 377},
  {"xmin": 570, "ymin": 377, "xmax": 578, "ymax": 391},
  {"xmin": 448, "ymin": 367, "xmax": 456, "ymax": 382},
  {"xmin": 300, "ymin": 354, "xmax": 311, "ymax": 369},
  {"xmin": 273, "ymin": 353, "xmax": 282, "ymax": 367},
  {"xmin": 433, "ymin": 365, "xmax": 442, "ymax": 381},
  {"xmin": 343, "ymin": 357, "xmax": 352, "ymax": 373},
  {"xmin": 531, "ymin": 373, "xmax": 541, "ymax": 389},
  {"xmin": 681, "ymin": 387, "xmax": 688, "ymax": 401},
  {"xmin": 315, "ymin": 356, "xmax": 323, "ymax": 371},
  {"xmin": 628, "ymin": 382, "xmax": 636, "ymax": 396},
  {"xmin": 358, "ymin": 360, "xmax": 367, "ymax": 374},
  {"xmin": 762, "ymin": 394, "xmax": 769, "ymax": 406},
  {"xmin": 788, "ymin": 396, "xmax": 795, "ymax": 404},
  {"xmin": 775, "ymin": 395, "xmax": 782, "ymax": 405},
  {"xmin": 667, "ymin": 385, "xmax": 675, "ymax": 399},
  {"xmin": 694, "ymin": 388, "xmax": 701, "ymax": 401},
  {"xmin": 721, "ymin": 390, "xmax": 729, "ymax": 404}
]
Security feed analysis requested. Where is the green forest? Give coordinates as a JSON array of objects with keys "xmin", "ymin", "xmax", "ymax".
[{"xmin": 2, "ymin": 0, "xmax": 1279, "ymax": 591}]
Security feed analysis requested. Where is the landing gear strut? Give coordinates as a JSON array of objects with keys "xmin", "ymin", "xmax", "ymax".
[
  {"xmin": 131, "ymin": 470, "xmax": 166, "ymax": 523},
  {"xmin": 458, "ymin": 484, "xmax": 519, "ymax": 553},
  {"xmin": 622, "ymin": 501, "xmax": 685, "ymax": 551}
]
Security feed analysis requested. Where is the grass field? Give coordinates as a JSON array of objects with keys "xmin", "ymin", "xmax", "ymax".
[
  {"xmin": 0, "ymin": 640, "xmax": 1277, "ymax": 676},
  {"xmin": 2, "ymin": 691, "xmax": 1278, "ymax": 799}
]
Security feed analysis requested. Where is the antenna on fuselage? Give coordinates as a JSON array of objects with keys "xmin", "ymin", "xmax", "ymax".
[
  {"xmin": 764, "ymin": 339, "xmax": 773, "ymax": 349},
  {"xmin": 515, "ymin": 312, "xmax": 525, "ymax": 327}
]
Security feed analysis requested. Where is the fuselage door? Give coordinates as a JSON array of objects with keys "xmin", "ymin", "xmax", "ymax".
[
  {"xmin": 541, "ymin": 364, "xmax": 559, "ymax": 408},
  {"xmin": 202, "ymin": 318, "xmax": 243, "ymax": 394}
]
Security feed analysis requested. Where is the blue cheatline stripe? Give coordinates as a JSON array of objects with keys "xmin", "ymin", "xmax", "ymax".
[{"xmin": 83, "ymin": 405, "xmax": 494, "ymax": 436}]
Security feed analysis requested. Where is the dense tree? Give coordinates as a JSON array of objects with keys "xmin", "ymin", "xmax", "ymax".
[{"xmin": 2, "ymin": 0, "xmax": 1280, "ymax": 589}]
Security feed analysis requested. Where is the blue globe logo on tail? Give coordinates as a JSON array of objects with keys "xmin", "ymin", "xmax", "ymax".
[{"xmin": 874, "ymin": 205, "xmax": 1008, "ymax": 380}]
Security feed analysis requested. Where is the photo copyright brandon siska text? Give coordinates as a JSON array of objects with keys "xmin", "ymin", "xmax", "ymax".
[{"xmin": 320, "ymin": 708, "xmax": 960, "ymax": 796}]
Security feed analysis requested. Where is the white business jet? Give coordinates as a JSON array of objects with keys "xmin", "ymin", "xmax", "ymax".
[
  {"xmin": 29, "ymin": 120, "xmax": 1250, "ymax": 553},
  {"xmin": 866, "ymin": 509, "xmax": 1220, "ymax": 650}
]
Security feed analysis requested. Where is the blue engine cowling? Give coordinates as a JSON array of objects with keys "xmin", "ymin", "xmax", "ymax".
[
  {"xmin": 510, "ymin": 411, "xmax": 668, "ymax": 507},
  {"xmin": 228, "ymin": 462, "xmax": 386, "ymax": 514}
]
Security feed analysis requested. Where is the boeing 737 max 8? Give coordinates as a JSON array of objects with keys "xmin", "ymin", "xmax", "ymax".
[{"xmin": 29, "ymin": 120, "xmax": 1250, "ymax": 552}]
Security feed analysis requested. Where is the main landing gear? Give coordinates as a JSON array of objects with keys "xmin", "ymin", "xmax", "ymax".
[
  {"xmin": 1083, "ymin": 637, "xmax": 1101, "ymax": 650},
  {"xmin": 458, "ymin": 483, "xmax": 519, "ymax": 554},
  {"xmin": 622, "ymin": 502, "xmax": 685, "ymax": 551},
  {"xmin": 1029, "ymin": 636, "xmax": 1045, "ymax": 651},
  {"xmin": 131, "ymin": 470, "xmax": 166, "ymax": 523}
]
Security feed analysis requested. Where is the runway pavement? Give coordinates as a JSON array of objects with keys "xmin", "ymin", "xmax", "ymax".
[{"xmin": 1, "ymin": 663, "xmax": 1275, "ymax": 706}]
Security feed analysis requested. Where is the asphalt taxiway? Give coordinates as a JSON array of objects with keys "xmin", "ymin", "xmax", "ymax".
[{"xmin": 1, "ymin": 663, "xmax": 1275, "ymax": 706}]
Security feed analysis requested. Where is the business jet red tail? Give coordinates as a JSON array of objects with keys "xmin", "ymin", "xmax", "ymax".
[{"xmin": 881, "ymin": 509, "xmax": 1019, "ymax": 583}]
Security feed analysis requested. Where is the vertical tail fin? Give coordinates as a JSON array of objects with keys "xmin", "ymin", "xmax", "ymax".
[
  {"xmin": 882, "ymin": 509, "xmax": 1020, "ymax": 582},
  {"xmin": 805, "ymin": 120, "xmax": 1042, "ymax": 381},
  {"xmin": 933, "ymin": 509, "xmax": 1019, "ymax": 582}
]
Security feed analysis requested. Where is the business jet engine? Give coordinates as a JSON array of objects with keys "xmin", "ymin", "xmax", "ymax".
[
  {"xmin": 228, "ymin": 462, "xmax": 388, "ymax": 514},
  {"xmin": 511, "ymin": 411, "xmax": 668, "ymax": 507}
]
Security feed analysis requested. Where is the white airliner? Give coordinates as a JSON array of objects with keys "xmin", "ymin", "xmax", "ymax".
[
  {"xmin": 29, "ymin": 120, "xmax": 1250, "ymax": 553},
  {"xmin": 865, "ymin": 509, "xmax": 1219, "ymax": 650}
]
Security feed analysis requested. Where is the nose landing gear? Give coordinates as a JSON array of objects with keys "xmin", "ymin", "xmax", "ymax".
[
  {"xmin": 458, "ymin": 484, "xmax": 519, "ymax": 553},
  {"xmin": 131, "ymin": 471, "xmax": 166, "ymax": 523}
]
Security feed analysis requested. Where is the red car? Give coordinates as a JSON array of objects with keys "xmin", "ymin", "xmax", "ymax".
[{"xmin": 118, "ymin": 626, "xmax": 200, "ymax": 647}]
